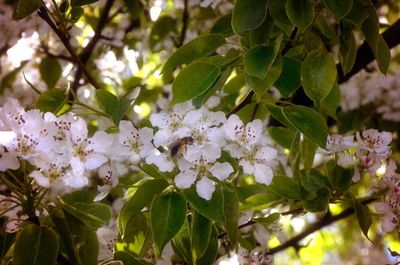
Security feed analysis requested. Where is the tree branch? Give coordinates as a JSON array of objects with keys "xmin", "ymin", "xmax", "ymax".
[
  {"xmin": 176, "ymin": 0, "xmax": 189, "ymax": 48},
  {"xmin": 265, "ymin": 197, "xmax": 376, "ymax": 255},
  {"xmin": 72, "ymin": 0, "xmax": 115, "ymax": 91},
  {"xmin": 37, "ymin": 7, "xmax": 101, "ymax": 90}
]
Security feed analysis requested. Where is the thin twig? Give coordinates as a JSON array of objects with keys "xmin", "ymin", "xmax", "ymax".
[
  {"xmin": 37, "ymin": 6, "xmax": 101, "ymax": 90},
  {"xmin": 71, "ymin": 0, "xmax": 115, "ymax": 91},
  {"xmin": 177, "ymin": 0, "xmax": 189, "ymax": 47}
]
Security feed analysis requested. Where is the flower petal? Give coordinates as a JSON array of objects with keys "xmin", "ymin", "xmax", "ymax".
[
  {"xmin": 196, "ymin": 177, "xmax": 215, "ymax": 200},
  {"xmin": 210, "ymin": 162, "xmax": 233, "ymax": 180}
]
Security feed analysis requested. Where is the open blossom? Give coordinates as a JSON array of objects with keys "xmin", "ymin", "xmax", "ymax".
[
  {"xmin": 326, "ymin": 134, "xmax": 355, "ymax": 168},
  {"xmin": 224, "ymin": 115, "xmax": 277, "ymax": 185},
  {"xmin": 116, "ymin": 120, "xmax": 154, "ymax": 163},
  {"xmin": 174, "ymin": 147, "xmax": 233, "ymax": 200},
  {"xmin": 97, "ymin": 226, "xmax": 118, "ymax": 261},
  {"xmin": 356, "ymin": 129, "xmax": 392, "ymax": 169}
]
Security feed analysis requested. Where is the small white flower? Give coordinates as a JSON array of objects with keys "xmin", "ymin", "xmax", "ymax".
[
  {"xmin": 97, "ymin": 227, "xmax": 118, "ymax": 261},
  {"xmin": 224, "ymin": 115, "xmax": 263, "ymax": 148}
]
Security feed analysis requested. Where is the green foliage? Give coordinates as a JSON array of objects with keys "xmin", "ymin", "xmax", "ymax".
[
  {"xmin": 183, "ymin": 186, "xmax": 225, "ymax": 223},
  {"xmin": 326, "ymin": 160, "xmax": 354, "ymax": 192},
  {"xmin": 12, "ymin": 0, "xmax": 43, "ymax": 20},
  {"xmin": 286, "ymin": 0, "xmax": 314, "ymax": 31},
  {"xmin": 13, "ymin": 224, "xmax": 59, "ymax": 265},
  {"xmin": 118, "ymin": 178, "xmax": 169, "ymax": 236},
  {"xmin": 268, "ymin": 175, "xmax": 302, "ymax": 200},
  {"xmin": 275, "ymin": 57, "xmax": 302, "ymax": 97},
  {"xmin": 151, "ymin": 192, "xmax": 187, "ymax": 257},
  {"xmin": 353, "ymin": 201, "xmax": 372, "ymax": 240},
  {"xmin": 232, "ymin": 0, "xmax": 269, "ymax": 36},
  {"xmin": 71, "ymin": 0, "xmax": 99, "ymax": 7},
  {"xmin": 191, "ymin": 212, "xmax": 212, "ymax": 262},
  {"xmin": 149, "ymin": 16, "xmax": 177, "ymax": 51},
  {"xmin": 96, "ymin": 88, "xmax": 138, "ymax": 125},
  {"xmin": 36, "ymin": 88, "xmax": 67, "ymax": 114},
  {"xmin": 282, "ymin": 105, "xmax": 328, "ymax": 148},
  {"xmin": 222, "ymin": 183, "xmax": 239, "ymax": 248},
  {"xmin": 301, "ymin": 50, "xmax": 337, "ymax": 102},
  {"xmin": 162, "ymin": 34, "xmax": 226, "ymax": 83},
  {"xmin": 171, "ymin": 62, "xmax": 221, "ymax": 104},
  {"xmin": 322, "ymin": 0, "xmax": 353, "ymax": 21},
  {"xmin": 39, "ymin": 57, "xmax": 62, "ymax": 89}
]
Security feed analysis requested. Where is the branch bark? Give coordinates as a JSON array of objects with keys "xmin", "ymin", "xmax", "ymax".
[
  {"xmin": 72, "ymin": 0, "xmax": 116, "ymax": 91},
  {"xmin": 37, "ymin": 7, "xmax": 101, "ymax": 90}
]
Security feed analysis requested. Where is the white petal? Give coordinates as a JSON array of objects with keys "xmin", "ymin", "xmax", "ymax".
[
  {"xmin": 0, "ymin": 131, "xmax": 17, "ymax": 146},
  {"xmin": 210, "ymin": 162, "xmax": 233, "ymax": 180},
  {"xmin": 71, "ymin": 157, "xmax": 85, "ymax": 175},
  {"xmin": 153, "ymin": 130, "xmax": 169, "ymax": 147},
  {"xmin": 224, "ymin": 143, "xmax": 245, "ymax": 159},
  {"xmin": 85, "ymin": 153, "xmax": 108, "ymax": 170},
  {"xmin": 175, "ymin": 170, "xmax": 197, "ymax": 189},
  {"xmin": 150, "ymin": 113, "xmax": 170, "ymax": 129},
  {"xmin": 224, "ymin": 115, "xmax": 243, "ymax": 141},
  {"xmin": 245, "ymin": 119, "xmax": 262, "ymax": 145},
  {"xmin": 30, "ymin": 171, "xmax": 50, "ymax": 188},
  {"xmin": 381, "ymin": 212, "xmax": 397, "ymax": 233},
  {"xmin": 254, "ymin": 163, "xmax": 273, "ymax": 185},
  {"xmin": 196, "ymin": 177, "xmax": 215, "ymax": 200},
  {"xmin": 0, "ymin": 151, "xmax": 20, "ymax": 171},
  {"xmin": 257, "ymin": 146, "xmax": 277, "ymax": 162},
  {"xmin": 239, "ymin": 160, "xmax": 255, "ymax": 175},
  {"xmin": 90, "ymin": 131, "xmax": 113, "ymax": 153},
  {"xmin": 145, "ymin": 152, "xmax": 175, "ymax": 172},
  {"xmin": 139, "ymin": 127, "xmax": 154, "ymax": 144}
]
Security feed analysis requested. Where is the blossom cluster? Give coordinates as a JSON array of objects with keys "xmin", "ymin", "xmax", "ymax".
[
  {"xmin": 340, "ymin": 70, "xmax": 400, "ymax": 121},
  {"xmin": 325, "ymin": 129, "xmax": 400, "ymax": 234},
  {"xmin": 0, "ymin": 98, "xmax": 278, "ymax": 201},
  {"xmin": 325, "ymin": 129, "xmax": 392, "ymax": 181}
]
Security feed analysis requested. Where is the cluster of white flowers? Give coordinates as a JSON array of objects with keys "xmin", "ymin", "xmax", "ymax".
[
  {"xmin": 375, "ymin": 160, "xmax": 400, "ymax": 234},
  {"xmin": 340, "ymin": 70, "xmax": 400, "ymax": 121},
  {"xmin": 148, "ymin": 103, "xmax": 278, "ymax": 200},
  {"xmin": 0, "ymin": 98, "xmax": 278, "ymax": 201},
  {"xmin": 325, "ymin": 129, "xmax": 392, "ymax": 181},
  {"xmin": 0, "ymin": 1, "xmax": 46, "ymax": 51}
]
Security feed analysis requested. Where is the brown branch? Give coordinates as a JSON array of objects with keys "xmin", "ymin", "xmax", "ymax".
[
  {"xmin": 265, "ymin": 197, "xmax": 376, "ymax": 255},
  {"xmin": 176, "ymin": 0, "xmax": 189, "ymax": 47},
  {"xmin": 72, "ymin": 0, "xmax": 115, "ymax": 91},
  {"xmin": 37, "ymin": 7, "xmax": 101, "ymax": 90}
]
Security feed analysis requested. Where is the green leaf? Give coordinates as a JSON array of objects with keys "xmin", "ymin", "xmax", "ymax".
[
  {"xmin": 282, "ymin": 105, "xmax": 328, "ymax": 148},
  {"xmin": 361, "ymin": 4, "xmax": 390, "ymax": 74},
  {"xmin": 70, "ymin": 7, "xmax": 84, "ymax": 22},
  {"xmin": 253, "ymin": 213, "xmax": 281, "ymax": 225},
  {"xmin": 162, "ymin": 34, "xmax": 226, "ymax": 83},
  {"xmin": 241, "ymin": 192, "xmax": 280, "ymax": 211},
  {"xmin": 171, "ymin": 62, "xmax": 221, "ymax": 105},
  {"xmin": 191, "ymin": 212, "xmax": 212, "ymax": 261},
  {"xmin": 183, "ymin": 186, "xmax": 225, "ymax": 223},
  {"xmin": 353, "ymin": 201, "xmax": 372, "ymax": 240},
  {"xmin": 322, "ymin": 0, "xmax": 353, "ymax": 21},
  {"xmin": 265, "ymin": 103, "xmax": 294, "ymax": 130},
  {"xmin": 114, "ymin": 252, "xmax": 148, "ymax": 265},
  {"xmin": 301, "ymin": 137, "xmax": 317, "ymax": 172},
  {"xmin": 12, "ymin": 0, "xmax": 43, "ymax": 20},
  {"xmin": 13, "ymin": 224, "xmax": 59, "ymax": 265},
  {"xmin": 122, "ymin": 212, "xmax": 152, "ymax": 258},
  {"xmin": 303, "ymin": 187, "xmax": 330, "ymax": 212},
  {"xmin": 149, "ymin": 16, "xmax": 177, "ymax": 51},
  {"xmin": 118, "ymin": 178, "xmax": 168, "ymax": 236},
  {"xmin": 268, "ymin": 175, "xmax": 302, "ymax": 200},
  {"xmin": 195, "ymin": 227, "xmax": 218, "ymax": 265},
  {"xmin": 151, "ymin": 192, "xmax": 187, "ymax": 257},
  {"xmin": 269, "ymin": 0, "xmax": 292, "ymax": 26},
  {"xmin": 232, "ymin": 0, "xmax": 269, "ymax": 36},
  {"xmin": 71, "ymin": 0, "xmax": 98, "ymax": 6},
  {"xmin": 192, "ymin": 67, "xmax": 233, "ymax": 108},
  {"xmin": 172, "ymin": 218, "xmax": 193, "ymax": 265},
  {"xmin": 321, "ymin": 83, "xmax": 341, "ymax": 119},
  {"xmin": 301, "ymin": 50, "xmax": 337, "ymax": 102},
  {"xmin": 286, "ymin": 0, "xmax": 314, "ymax": 31},
  {"xmin": 122, "ymin": 0, "xmax": 143, "ymax": 19},
  {"xmin": 36, "ymin": 88, "xmax": 67, "ymax": 114},
  {"xmin": 222, "ymin": 183, "xmax": 239, "ymax": 248},
  {"xmin": 39, "ymin": 57, "xmax": 62, "ymax": 89},
  {"xmin": 338, "ymin": 28, "xmax": 356, "ymax": 76},
  {"xmin": 326, "ymin": 160, "xmax": 354, "ymax": 192},
  {"xmin": 211, "ymin": 14, "xmax": 234, "ymax": 37},
  {"xmin": 244, "ymin": 46, "xmax": 277, "ymax": 80},
  {"xmin": 246, "ymin": 55, "xmax": 283, "ymax": 100},
  {"xmin": 275, "ymin": 57, "xmax": 301, "ymax": 97},
  {"xmin": 59, "ymin": 197, "xmax": 112, "ymax": 230},
  {"xmin": 0, "ymin": 228, "xmax": 15, "ymax": 259},
  {"xmin": 268, "ymin": 126, "xmax": 296, "ymax": 149},
  {"xmin": 50, "ymin": 207, "xmax": 98, "ymax": 265},
  {"xmin": 96, "ymin": 88, "xmax": 139, "ymax": 125},
  {"xmin": 299, "ymin": 169, "xmax": 330, "ymax": 193},
  {"xmin": 344, "ymin": 0, "xmax": 370, "ymax": 28}
]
